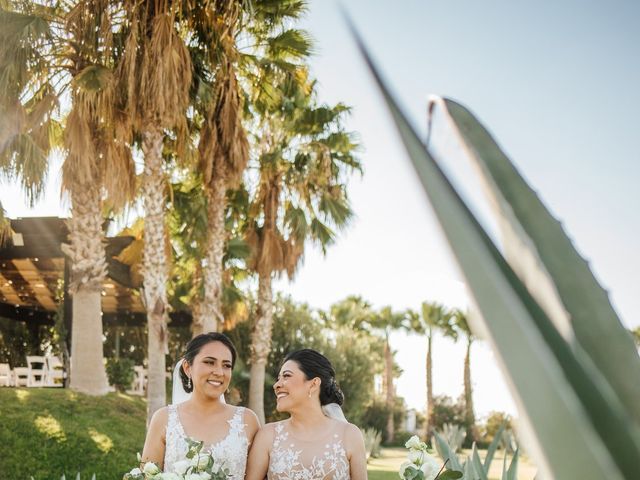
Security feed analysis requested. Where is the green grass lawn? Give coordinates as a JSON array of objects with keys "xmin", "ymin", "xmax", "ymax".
[
  {"xmin": 0, "ymin": 388, "xmax": 537, "ymax": 480},
  {"xmin": 0, "ymin": 388, "xmax": 147, "ymax": 479}
]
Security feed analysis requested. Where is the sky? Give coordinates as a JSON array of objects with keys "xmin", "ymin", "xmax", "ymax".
[{"xmin": 2, "ymin": 0, "xmax": 639, "ymax": 419}]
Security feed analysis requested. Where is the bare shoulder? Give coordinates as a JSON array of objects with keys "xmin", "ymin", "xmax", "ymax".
[
  {"xmin": 343, "ymin": 422, "xmax": 365, "ymax": 450},
  {"xmin": 256, "ymin": 421, "xmax": 282, "ymax": 441},
  {"xmin": 344, "ymin": 422, "xmax": 363, "ymax": 439},
  {"xmin": 149, "ymin": 406, "xmax": 169, "ymax": 427},
  {"xmin": 241, "ymin": 407, "xmax": 261, "ymax": 439},
  {"xmin": 241, "ymin": 407, "xmax": 260, "ymax": 426}
]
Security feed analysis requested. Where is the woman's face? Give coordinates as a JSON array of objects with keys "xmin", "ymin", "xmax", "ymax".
[
  {"xmin": 273, "ymin": 360, "xmax": 318, "ymax": 412},
  {"xmin": 184, "ymin": 341, "xmax": 233, "ymax": 399}
]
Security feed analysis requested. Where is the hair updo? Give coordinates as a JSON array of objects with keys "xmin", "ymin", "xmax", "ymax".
[
  {"xmin": 283, "ymin": 349, "xmax": 344, "ymax": 406},
  {"xmin": 179, "ymin": 332, "xmax": 237, "ymax": 393}
]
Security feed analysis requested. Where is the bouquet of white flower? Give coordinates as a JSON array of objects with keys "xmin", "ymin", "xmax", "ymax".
[
  {"xmin": 399, "ymin": 435, "xmax": 462, "ymax": 480},
  {"xmin": 124, "ymin": 438, "xmax": 229, "ymax": 480}
]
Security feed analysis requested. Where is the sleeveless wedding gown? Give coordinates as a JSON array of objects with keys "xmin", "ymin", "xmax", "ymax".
[
  {"xmin": 164, "ymin": 404, "xmax": 249, "ymax": 479},
  {"xmin": 267, "ymin": 420, "xmax": 350, "ymax": 480}
]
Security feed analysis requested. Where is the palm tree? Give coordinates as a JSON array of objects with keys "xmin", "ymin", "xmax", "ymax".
[
  {"xmin": 410, "ymin": 302, "xmax": 457, "ymax": 438},
  {"xmin": 117, "ymin": 0, "xmax": 192, "ymax": 419},
  {"xmin": 0, "ymin": 4, "xmax": 57, "ymax": 239},
  {"xmin": 187, "ymin": 0, "xmax": 313, "ymax": 335},
  {"xmin": 245, "ymin": 69, "xmax": 360, "ymax": 423},
  {"xmin": 0, "ymin": 1, "xmax": 134, "ymax": 395},
  {"xmin": 369, "ymin": 306, "xmax": 411, "ymax": 443},
  {"xmin": 60, "ymin": 1, "xmax": 135, "ymax": 395},
  {"xmin": 452, "ymin": 308, "xmax": 479, "ymax": 442}
]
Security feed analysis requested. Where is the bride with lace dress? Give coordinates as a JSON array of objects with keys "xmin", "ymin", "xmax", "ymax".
[
  {"xmin": 140, "ymin": 332, "xmax": 259, "ymax": 478},
  {"xmin": 246, "ymin": 349, "xmax": 367, "ymax": 480}
]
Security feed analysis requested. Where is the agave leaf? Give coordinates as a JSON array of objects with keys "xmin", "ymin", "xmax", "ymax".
[
  {"xmin": 346, "ymin": 17, "xmax": 638, "ymax": 479},
  {"xmin": 433, "ymin": 432, "xmax": 462, "ymax": 472},
  {"xmin": 432, "ymin": 97, "xmax": 640, "ymax": 426},
  {"xmin": 483, "ymin": 422, "xmax": 505, "ymax": 474},
  {"xmin": 505, "ymin": 449, "xmax": 519, "ymax": 480},
  {"xmin": 470, "ymin": 443, "xmax": 488, "ymax": 480}
]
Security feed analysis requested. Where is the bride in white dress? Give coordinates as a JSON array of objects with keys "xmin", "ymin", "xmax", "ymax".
[
  {"xmin": 141, "ymin": 332, "xmax": 259, "ymax": 478},
  {"xmin": 246, "ymin": 349, "xmax": 367, "ymax": 480}
]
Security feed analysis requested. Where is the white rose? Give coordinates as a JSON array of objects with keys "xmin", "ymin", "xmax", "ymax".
[
  {"xmin": 210, "ymin": 462, "xmax": 220, "ymax": 474},
  {"xmin": 404, "ymin": 435, "xmax": 422, "ymax": 450},
  {"xmin": 129, "ymin": 467, "xmax": 142, "ymax": 476},
  {"xmin": 408, "ymin": 450, "xmax": 425, "ymax": 465},
  {"xmin": 398, "ymin": 461, "xmax": 415, "ymax": 479},
  {"xmin": 191, "ymin": 453, "xmax": 211, "ymax": 470},
  {"xmin": 419, "ymin": 454, "xmax": 441, "ymax": 480},
  {"xmin": 185, "ymin": 474, "xmax": 209, "ymax": 480},
  {"xmin": 172, "ymin": 459, "xmax": 191, "ymax": 475},
  {"xmin": 143, "ymin": 462, "xmax": 160, "ymax": 475}
]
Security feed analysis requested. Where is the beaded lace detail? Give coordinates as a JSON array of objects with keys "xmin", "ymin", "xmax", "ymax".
[
  {"xmin": 164, "ymin": 404, "xmax": 248, "ymax": 479},
  {"xmin": 268, "ymin": 422, "xmax": 350, "ymax": 480}
]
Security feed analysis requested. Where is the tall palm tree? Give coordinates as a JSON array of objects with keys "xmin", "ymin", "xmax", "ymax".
[
  {"xmin": 369, "ymin": 306, "xmax": 411, "ymax": 443},
  {"xmin": 410, "ymin": 302, "xmax": 457, "ymax": 438},
  {"xmin": 245, "ymin": 69, "xmax": 360, "ymax": 423},
  {"xmin": 117, "ymin": 0, "xmax": 192, "ymax": 419},
  {"xmin": 187, "ymin": 0, "xmax": 312, "ymax": 334},
  {"xmin": 0, "ymin": 1, "xmax": 134, "ymax": 394},
  {"xmin": 60, "ymin": 1, "xmax": 135, "ymax": 395},
  {"xmin": 452, "ymin": 308, "xmax": 479, "ymax": 441}
]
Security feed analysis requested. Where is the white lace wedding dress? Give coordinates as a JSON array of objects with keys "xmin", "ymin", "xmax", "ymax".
[
  {"xmin": 268, "ymin": 420, "xmax": 350, "ymax": 480},
  {"xmin": 164, "ymin": 404, "xmax": 249, "ymax": 479}
]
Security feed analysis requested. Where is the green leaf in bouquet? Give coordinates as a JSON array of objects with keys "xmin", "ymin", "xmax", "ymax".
[
  {"xmin": 437, "ymin": 471, "xmax": 463, "ymax": 480},
  {"xmin": 346, "ymin": 15, "xmax": 640, "ymax": 480},
  {"xmin": 403, "ymin": 465, "xmax": 424, "ymax": 480}
]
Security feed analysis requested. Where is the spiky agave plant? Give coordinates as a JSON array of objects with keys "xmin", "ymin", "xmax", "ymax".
[{"xmin": 349, "ymin": 20, "xmax": 640, "ymax": 480}]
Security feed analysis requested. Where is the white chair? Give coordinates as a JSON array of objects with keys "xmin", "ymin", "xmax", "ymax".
[
  {"xmin": 129, "ymin": 365, "xmax": 147, "ymax": 395},
  {"xmin": 26, "ymin": 356, "xmax": 47, "ymax": 387},
  {"xmin": 45, "ymin": 356, "xmax": 64, "ymax": 387},
  {"xmin": 13, "ymin": 367, "xmax": 29, "ymax": 387},
  {"xmin": 0, "ymin": 363, "xmax": 12, "ymax": 386}
]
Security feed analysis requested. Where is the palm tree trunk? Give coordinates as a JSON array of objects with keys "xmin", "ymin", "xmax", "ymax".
[
  {"xmin": 248, "ymin": 272, "xmax": 274, "ymax": 425},
  {"xmin": 65, "ymin": 186, "xmax": 109, "ymax": 395},
  {"xmin": 142, "ymin": 127, "xmax": 169, "ymax": 421},
  {"xmin": 384, "ymin": 335, "xmax": 395, "ymax": 442},
  {"xmin": 463, "ymin": 337, "xmax": 477, "ymax": 441},
  {"xmin": 425, "ymin": 328, "xmax": 433, "ymax": 438},
  {"xmin": 199, "ymin": 177, "xmax": 227, "ymax": 333}
]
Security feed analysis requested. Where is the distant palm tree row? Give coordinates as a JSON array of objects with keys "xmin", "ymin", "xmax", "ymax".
[
  {"xmin": 327, "ymin": 297, "xmax": 478, "ymax": 443},
  {"xmin": 0, "ymin": 0, "xmax": 360, "ymax": 423}
]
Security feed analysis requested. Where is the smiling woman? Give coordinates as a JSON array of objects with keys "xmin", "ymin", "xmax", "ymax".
[
  {"xmin": 140, "ymin": 332, "xmax": 260, "ymax": 478},
  {"xmin": 246, "ymin": 348, "xmax": 367, "ymax": 480}
]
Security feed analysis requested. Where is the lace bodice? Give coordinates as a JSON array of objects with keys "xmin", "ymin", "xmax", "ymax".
[
  {"xmin": 164, "ymin": 404, "xmax": 249, "ymax": 479},
  {"xmin": 268, "ymin": 421, "xmax": 350, "ymax": 480}
]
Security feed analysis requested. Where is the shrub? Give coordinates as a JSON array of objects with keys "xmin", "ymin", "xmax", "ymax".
[{"xmin": 106, "ymin": 357, "xmax": 135, "ymax": 392}]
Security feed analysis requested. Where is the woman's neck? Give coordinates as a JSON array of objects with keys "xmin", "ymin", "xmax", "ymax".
[
  {"xmin": 185, "ymin": 393, "xmax": 226, "ymax": 414},
  {"xmin": 288, "ymin": 404, "xmax": 328, "ymax": 429}
]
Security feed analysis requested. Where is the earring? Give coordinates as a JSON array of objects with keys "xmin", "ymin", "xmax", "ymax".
[
  {"xmin": 308, "ymin": 389, "xmax": 312, "ymax": 398},
  {"xmin": 188, "ymin": 376, "xmax": 192, "ymax": 390}
]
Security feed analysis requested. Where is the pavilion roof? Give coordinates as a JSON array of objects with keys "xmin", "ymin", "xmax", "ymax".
[{"xmin": 0, "ymin": 217, "xmax": 148, "ymax": 325}]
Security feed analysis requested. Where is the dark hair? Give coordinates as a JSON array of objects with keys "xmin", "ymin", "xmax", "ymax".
[
  {"xmin": 179, "ymin": 332, "xmax": 237, "ymax": 393},
  {"xmin": 284, "ymin": 349, "xmax": 344, "ymax": 406}
]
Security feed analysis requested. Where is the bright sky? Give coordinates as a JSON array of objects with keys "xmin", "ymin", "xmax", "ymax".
[{"xmin": 2, "ymin": 0, "xmax": 639, "ymax": 420}]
